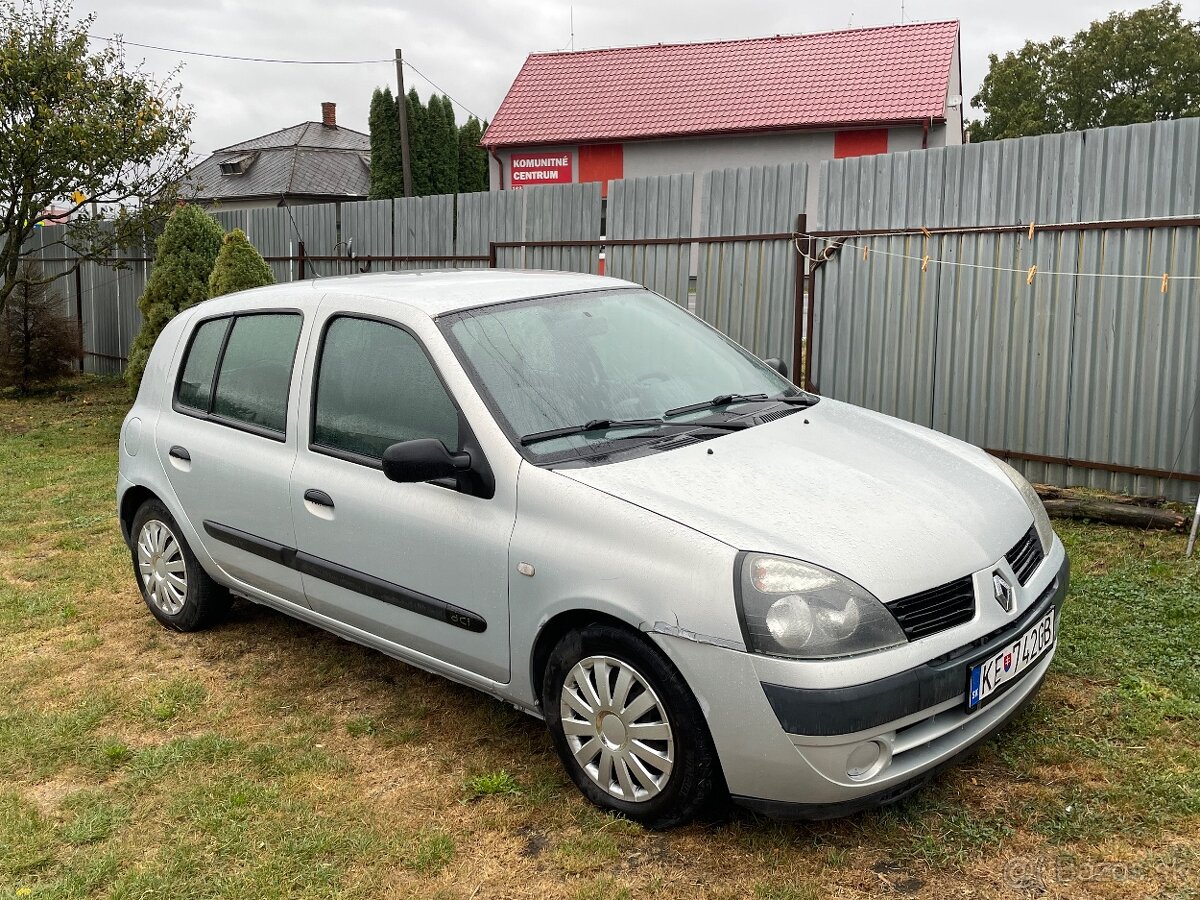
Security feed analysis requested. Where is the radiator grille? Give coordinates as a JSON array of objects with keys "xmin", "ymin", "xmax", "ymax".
[
  {"xmin": 1005, "ymin": 526, "xmax": 1045, "ymax": 586},
  {"xmin": 887, "ymin": 575, "xmax": 976, "ymax": 640}
]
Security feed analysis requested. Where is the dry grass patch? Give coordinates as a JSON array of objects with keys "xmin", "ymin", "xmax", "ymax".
[{"xmin": 0, "ymin": 378, "xmax": 1197, "ymax": 898}]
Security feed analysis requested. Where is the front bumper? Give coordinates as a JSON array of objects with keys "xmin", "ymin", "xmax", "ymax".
[{"xmin": 650, "ymin": 541, "xmax": 1068, "ymax": 816}]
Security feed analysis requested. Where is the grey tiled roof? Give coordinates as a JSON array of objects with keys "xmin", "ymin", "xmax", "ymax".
[{"xmin": 187, "ymin": 121, "xmax": 371, "ymax": 202}]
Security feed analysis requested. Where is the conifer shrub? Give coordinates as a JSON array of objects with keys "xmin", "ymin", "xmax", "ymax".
[
  {"xmin": 208, "ymin": 228, "xmax": 273, "ymax": 298},
  {"xmin": 125, "ymin": 204, "xmax": 223, "ymax": 395}
]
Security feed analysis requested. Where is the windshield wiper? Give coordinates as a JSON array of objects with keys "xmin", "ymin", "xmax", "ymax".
[
  {"xmin": 521, "ymin": 416, "xmax": 750, "ymax": 447},
  {"xmin": 520, "ymin": 418, "xmax": 666, "ymax": 446},
  {"xmin": 769, "ymin": 391, "xmax": 820, "ymax": 407},
  {"xmin": 663, "ymin": 393, "xmax": 770, "ymax": 418}
]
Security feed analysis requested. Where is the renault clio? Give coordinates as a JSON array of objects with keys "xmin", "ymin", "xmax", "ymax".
[{"xmin": 118, "ymin": 271, "xmax": 1067, "ymax": 827}]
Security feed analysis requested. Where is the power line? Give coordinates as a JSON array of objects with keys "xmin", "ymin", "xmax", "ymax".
[
  {"xmin": 87, "ymin": 33, "xmax": 485, "ymax": 120},
  {"xmin": 399, "ymin": 56, "xmax": 484, "ymax": 121},
  {"xmin": 87, "ymin": 34, "xmax": 392, "ymax": 65}
]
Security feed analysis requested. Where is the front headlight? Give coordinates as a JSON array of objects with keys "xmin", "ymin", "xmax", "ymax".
[
  {"xmin": 735, "ymin": 554, "xmax": 907, "ymax": 659},
  {"xmin": 992, "ymin": 457, "xmax": 1054, "ymax": 554}
]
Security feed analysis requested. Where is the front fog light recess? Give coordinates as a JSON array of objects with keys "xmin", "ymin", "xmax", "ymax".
[
  {"xmin": 737, "ymin": 554, "xmax": 907, "ymax": 659},
  {"xmin": 846, "ymin": 740, "xmax": 890, "ymax": 781}
]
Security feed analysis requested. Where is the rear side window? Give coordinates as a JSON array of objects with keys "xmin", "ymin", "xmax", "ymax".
[
  {"xmin": 177, "ymin": 318, "xmax": 229, "ymax": 411},
  {"xmin": 312, "ymin": 316, "xmax": 459, "ymax": 460},
  {"xmin": 212, "ymin": 315, "xmax": 303, "ymax": 433},
  {"xmin": 175, "ymin": 312, "xmax": 303, "ymax": 437}
]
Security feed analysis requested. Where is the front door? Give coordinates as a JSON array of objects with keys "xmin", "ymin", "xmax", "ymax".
[
  {"xmin": 156, "ymin": 310, "xmax": 308, "ymax": 606},
  {"xmin": 289, "ymin": 307, "xmax": 514, "ymax": 683}
]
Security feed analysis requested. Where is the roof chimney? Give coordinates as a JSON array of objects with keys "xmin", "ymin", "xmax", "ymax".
[{"xmin": 321, "ymin": 101, "xmax": 337, "ymax": 128}]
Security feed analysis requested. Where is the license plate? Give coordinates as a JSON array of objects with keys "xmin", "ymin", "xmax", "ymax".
[{"xmin": 967, "ymin": 610, "xmax": 1055, "ymax": 711}]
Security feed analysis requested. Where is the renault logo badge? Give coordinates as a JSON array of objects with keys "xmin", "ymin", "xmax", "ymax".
[{"xmin": 992, "ymin": 573, "xmax": 1014, "ymax": 613}]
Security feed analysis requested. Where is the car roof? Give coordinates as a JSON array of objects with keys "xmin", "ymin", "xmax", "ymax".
[{"xmin": 223, "ymin": 269, "xmax": 639, "ymax": 317}]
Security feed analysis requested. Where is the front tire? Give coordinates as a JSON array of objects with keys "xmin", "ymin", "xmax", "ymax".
[
  {"xmin": 542, "ymin": 622, "xmax": 722, "ymax": 828},
  {"xmin": 130, "ymin": 499, "xmax": 230, "ymax": 632}
]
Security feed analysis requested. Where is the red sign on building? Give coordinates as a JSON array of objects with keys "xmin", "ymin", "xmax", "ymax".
[{"xmin": 510, "ymin": 152, "xmax": 572, "ymax": 188}]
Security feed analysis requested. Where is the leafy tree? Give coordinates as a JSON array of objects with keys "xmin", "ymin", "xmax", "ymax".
[
  {"xmin": 457, "ymin": 117, "xmax": 488, "ymax": 193},
  {"xmin": 208, "ymin": 229, "xmax": 274, "ymax": 298},
  {"xmin": 368, "ymin": 87, "xmax": 405, "ymax": 199},
  {"xmin": 125, "ymin": 205, "xmax": 223, "ymax": 394},
  {"xmin": 0, "ymin": 0, "xmax": 193, "ymax": 314},
  {"xmin": 970, "ymin": 2, "xmax": 1200, "ymax": 141},
  {"xmin": 0, "ymin": 262, "xmax": 81, "ymax": 392}
]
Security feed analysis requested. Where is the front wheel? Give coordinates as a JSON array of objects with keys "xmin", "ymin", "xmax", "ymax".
[
  {"xmin": 542, "ymin": 623, "xmax": 722, "ymax": 828},
  {"xmin": 130, "ymin": 499, "xmax": 230, "ymax": 631}
]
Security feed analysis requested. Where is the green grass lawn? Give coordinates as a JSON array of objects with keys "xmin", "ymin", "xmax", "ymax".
[{"xmin": 1, "ymin": 378, "xmax": 1198, "ymax": 899}]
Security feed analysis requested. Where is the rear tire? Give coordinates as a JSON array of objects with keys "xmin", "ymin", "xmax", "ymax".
[
  {"xmin": 542, "ymin": 622, "xmax": 722, "ymax": 829},
  {"xmin": 130, "ymin": 499, "xmax": 230, "ymax": 632}
]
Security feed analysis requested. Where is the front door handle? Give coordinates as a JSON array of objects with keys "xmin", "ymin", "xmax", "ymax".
[{"xmin": 303, "ymin": 489, "xmax": 334, "ymax": 509}]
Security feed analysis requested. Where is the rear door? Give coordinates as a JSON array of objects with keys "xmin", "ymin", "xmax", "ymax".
[
  {"xmin": 156, "ymin": 308, "xmax": 309, "ymax": 606},
  {"xmin": 288, "ymin": 298, "xmax": 517, "ymax": 682}
]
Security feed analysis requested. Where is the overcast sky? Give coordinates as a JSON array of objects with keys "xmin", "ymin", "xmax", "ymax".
[{"xmin": 88, "ymin": 0, "xmax": 1200, "ymax": 160}]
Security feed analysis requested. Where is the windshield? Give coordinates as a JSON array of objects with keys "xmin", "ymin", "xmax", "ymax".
[{"xmin": 440, "ymin": 289, "xmax": 798, "ymax": 461}]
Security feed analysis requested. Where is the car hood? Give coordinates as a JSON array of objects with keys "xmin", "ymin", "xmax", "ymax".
[{"xmin": 559, "ymin": 400, "xmax": 1033, "ymax": 603}]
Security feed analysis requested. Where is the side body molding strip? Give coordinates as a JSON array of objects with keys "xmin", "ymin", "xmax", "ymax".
[{"xmin": 202, "ymin": 520, "xmax": 487, "ymax": 633}]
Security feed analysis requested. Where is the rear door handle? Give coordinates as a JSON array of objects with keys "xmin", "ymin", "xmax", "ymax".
[
  {"xmin": 303, "ymin": 489, "xmax": 334, "ymax": 509},
  {"xmin": 168, "ymin": 445, "xmax": 191, "ymax": 462}
]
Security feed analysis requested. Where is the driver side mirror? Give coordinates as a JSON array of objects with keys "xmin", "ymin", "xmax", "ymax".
[
  {"xmin": 382, "ymin": 439, "xmax": 471, "ymax": 484},
  {"xmin": 764, "ymin": 357, "xmax": 788, "ymax": 379}
]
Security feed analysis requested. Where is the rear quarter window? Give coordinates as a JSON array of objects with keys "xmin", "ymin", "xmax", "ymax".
[{"xmin": 176, "ymin": 317, "xmax": 229, "ymax": 411}]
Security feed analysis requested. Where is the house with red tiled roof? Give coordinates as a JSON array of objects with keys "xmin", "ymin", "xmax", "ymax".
[{"xmin": 483, "ymin": 21, "xmax": 963, "ymax": 205}]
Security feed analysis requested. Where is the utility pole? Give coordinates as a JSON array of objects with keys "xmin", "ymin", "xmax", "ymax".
[{"xmin": 394, "ymin": 48, "xmax": 414, "ymax": 198}]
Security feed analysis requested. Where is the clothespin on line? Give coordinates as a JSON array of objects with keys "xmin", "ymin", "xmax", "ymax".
[
  {"xmin": 1026, "ymin": 265, "xmax": 1037, "ymax": 285},
  {"xmin": 1027, "ymin": 221, "xmax": 1036, "ymax": 242},
  {"xmin": 1161, "ymin": 272, "xmax": 1170, "ymax": 294},
  {"xmin": 862, "ymin": 245, "xmax": 869, "ymax": 261},
  {"xmin": 920, "ymin": 226, "xmax": 931, "ymax": 240},
  {"xmin": 921, "ymin": 255, "xmax": 930, "ymax": 272}
]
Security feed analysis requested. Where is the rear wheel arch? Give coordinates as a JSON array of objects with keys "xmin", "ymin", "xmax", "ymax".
[{"xmin": 119, "ymin": 485, "xmax": 160, "ymax": 546}]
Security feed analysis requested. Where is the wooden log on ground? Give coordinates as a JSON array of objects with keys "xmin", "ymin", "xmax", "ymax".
[
  {"xmin": 1033, "ymin": 484, "xmax": 1169, "ymax": 508},
  {"xmin": 1041, "ymin": 498, "xmax": 1187, "ymax": 530}
]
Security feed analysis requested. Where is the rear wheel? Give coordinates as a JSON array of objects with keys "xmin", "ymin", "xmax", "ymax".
[
  {"xmin": 542, "ymin": 622, "xmax": 722, "ymax": 828},
  {"xmin": 130, "ymin": 500, "xmax": 230, "ymax": 631}
]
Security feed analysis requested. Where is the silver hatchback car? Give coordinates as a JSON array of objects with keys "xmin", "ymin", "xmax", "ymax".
[{"xmin": 118, "ymin": 270, "xmax": 1067, "ymax": 827}]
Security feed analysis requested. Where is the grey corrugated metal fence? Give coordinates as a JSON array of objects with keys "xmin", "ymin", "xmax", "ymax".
[
  {"xmin": 607, "ymin": 173, "xmax": 693, "ymax": 307},
  {"xmin": 524, "ymin": 183, "xmax": 602, "ymax": 274},
  {"xmin": 456, "ymin": 189, "xmax": 525, "ymax": 269},
  {"xmin": 696, "ymin": 163, "xmax": 807, "ymax": 372},
  {"xmin": 810, "ymin": 118, "xmax": 1200, "ymax": 500},
  {"xmin": 19, "ymin": 118, "xmax": 1200, "ymax": 502}
]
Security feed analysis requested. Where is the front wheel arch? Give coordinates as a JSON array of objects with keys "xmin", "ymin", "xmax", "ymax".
[
  {"xmin": 540, "ymin": 620, "xmax": 726, "ymax": 828},
  {"xmin": 530, "ymin": 609, "xmax": 642, "ymax": 714}
]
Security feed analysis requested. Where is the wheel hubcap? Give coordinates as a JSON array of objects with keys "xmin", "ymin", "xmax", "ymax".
[
  {"xmin": 136, "ymin": 519, "xmax": 188, "ymax": 615},
  {"xmin": 560, "ymin": 655, "xmax": 675, "ymax": 803}
]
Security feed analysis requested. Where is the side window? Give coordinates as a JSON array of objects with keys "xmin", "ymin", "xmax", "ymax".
[
  {"xmin": 211, "ymin": 314, "xmax": 303, "ymax": 434},
  {"xmin": 313, "ymin": 316, "xmax": 459, "ymax": 460},
  {"xmin": 177, "ymin": 317, "xmax": 230, "ymax": 411}
]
